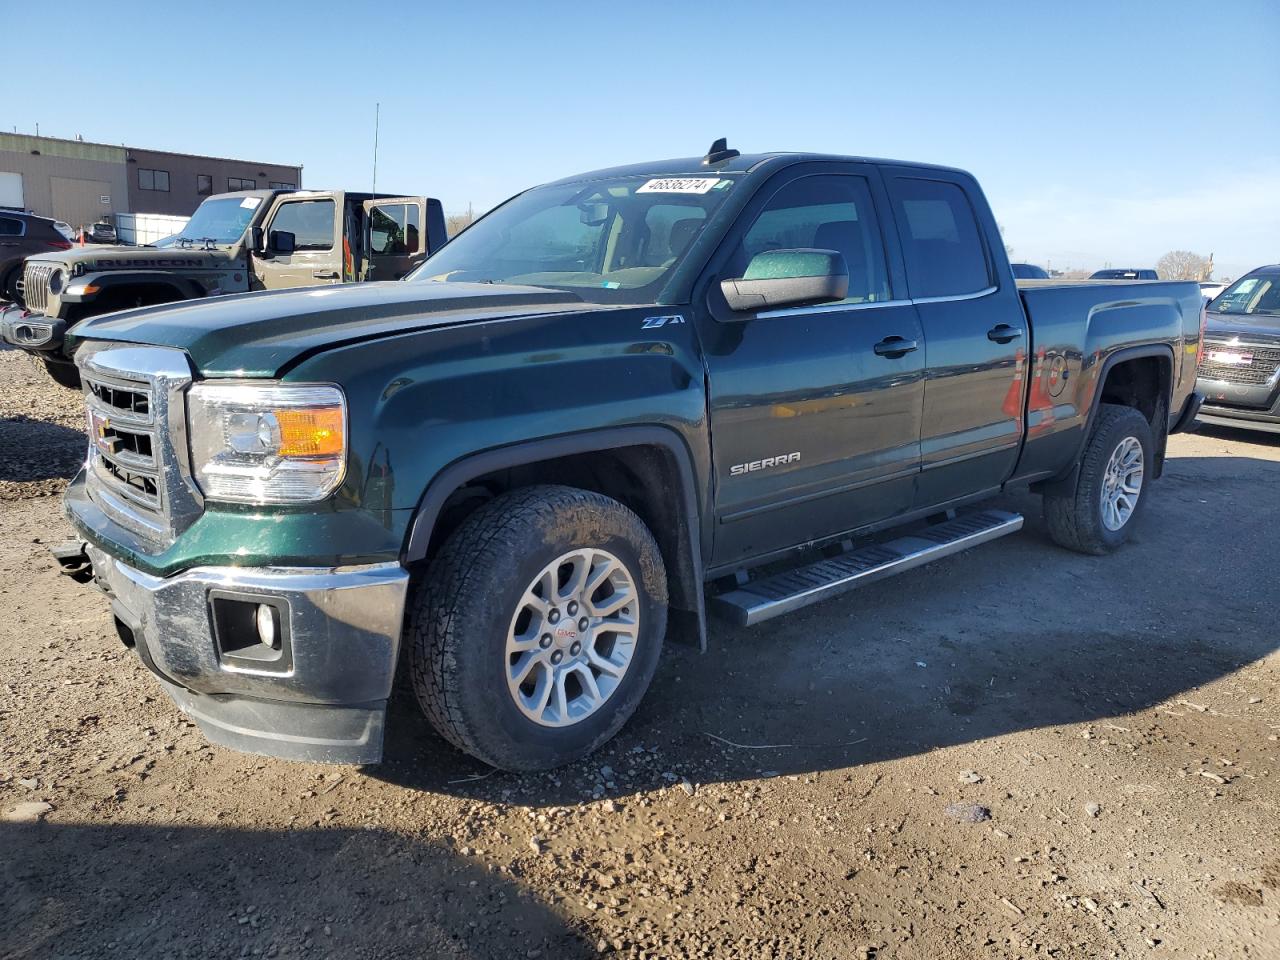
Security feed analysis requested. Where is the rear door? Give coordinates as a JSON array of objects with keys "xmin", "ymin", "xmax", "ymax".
[
  {"xmin": 698, "ymin": 165, "xmax": 926, "ymax": 567},
  {"xmin": 362, "ymin": 198, "xmax": 429, "ymax": 280},
  {"xmin": 252, "ymin": 194, "xmax": 344, "ymax": 289},
  {"xmin": 883, "ymin": 169, "xmax": 1028, "ymax": 508}
]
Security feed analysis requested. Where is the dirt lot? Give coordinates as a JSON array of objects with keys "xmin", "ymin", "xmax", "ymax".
[{"xmin": 1, "ymin": 343, "xmax": 1277, "ymax": 960}]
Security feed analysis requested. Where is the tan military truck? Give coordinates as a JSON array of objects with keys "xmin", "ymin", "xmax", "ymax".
[{"xmin": 1, "ymin": 189, "xmax": 447, "ymax": 387}]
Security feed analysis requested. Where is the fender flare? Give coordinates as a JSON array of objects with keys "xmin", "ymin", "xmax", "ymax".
[
  {"xmin": 63, "ymin": 270, "xmax": 204, "ymax": 305},
  {"xmin": 1039, "ymin": 343, "xmax": 1175, "ymax": 495},
  {"xmin": 402, "ymin": 425, "xmax": 708, "ymax": 650}
]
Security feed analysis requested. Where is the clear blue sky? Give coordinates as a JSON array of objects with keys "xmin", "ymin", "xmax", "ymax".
[{"xmin": 7, "ymin": 0, "xmax": 1278, "ymax": 278}]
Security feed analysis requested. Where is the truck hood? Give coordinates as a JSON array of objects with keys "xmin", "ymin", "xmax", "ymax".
[
  {"xmin": 71, "ymin": 281, "xmax": 601, "ymax": 377},
  {"xmin": 1205, "ymin": 310, "xmax": 1280, "ymax": 344},
  {"xmin": 27, "ymin": 244, "xmax": 231, "ymax": 272}
]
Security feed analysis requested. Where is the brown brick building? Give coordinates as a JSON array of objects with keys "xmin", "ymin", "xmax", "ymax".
[{"xmin": 0, "ymin": 133, "xmax": 302, "ymax": 228}]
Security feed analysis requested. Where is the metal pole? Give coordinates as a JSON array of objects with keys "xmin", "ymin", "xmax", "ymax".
[{"xmin": 371, "ymin": 103, "xmax": 380, "ymax": 197}]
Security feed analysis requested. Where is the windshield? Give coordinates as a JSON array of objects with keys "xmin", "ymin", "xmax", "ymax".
[
  {"xmin": 172, "ymin": 196, "xmax": 262, "ymax": 247},
  {"xmin": 1210, "ymin": 273, "xmax": 1280, "ymax": 316},
  {"xmin": 407, "ymin": 174, "xmax": 740, "ymax": 303}
]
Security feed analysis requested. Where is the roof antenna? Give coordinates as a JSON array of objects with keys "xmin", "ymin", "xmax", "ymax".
[{"xmin": 703, "ymin": 137, "xmax": 739, "ymax": 165}]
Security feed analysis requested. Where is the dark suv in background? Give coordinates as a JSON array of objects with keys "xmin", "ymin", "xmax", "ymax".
[{"xmin": 0, "ymin": 211, "xmax": 74, "ymax": 302}]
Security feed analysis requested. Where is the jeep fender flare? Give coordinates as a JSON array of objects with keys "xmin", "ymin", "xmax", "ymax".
[
  {"xmin": 63, "ymin": 270, "xmax": 203, "ymax": 306},
  {"xmin": 403, "ymin": 425, "xmax": 708, "ymax": 650}
]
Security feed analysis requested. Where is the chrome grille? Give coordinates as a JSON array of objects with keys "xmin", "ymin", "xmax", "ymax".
[
  {"xmin": 76, "ymin": 343, "xmax": 202, "ymax": 549},
  {"xmin": 1199, "ymin": 340, "xmax": 1280, "ymax": 387},
  {"xmin": 20, "ymin": 262, "xmax": 54, "ymax": 314},
  {"xmin": 84, "ymin": 367, "xmax": 164, "ymax": 523}
]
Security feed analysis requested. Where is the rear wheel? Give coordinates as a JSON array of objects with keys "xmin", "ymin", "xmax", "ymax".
[
  {"xmin": 406, "ymin": 485, "xmax": 668, "ymax": 771},
  {"xmin": 1044, "ymin": 403, "xmax": 1153, "ymax": 555}
]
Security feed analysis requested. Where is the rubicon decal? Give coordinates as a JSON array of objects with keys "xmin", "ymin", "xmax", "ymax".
[{"xmin": 730, "ymin": 452, "xmax": 800, "ymax": 476}]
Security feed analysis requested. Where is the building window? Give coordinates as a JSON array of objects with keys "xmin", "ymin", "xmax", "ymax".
[
  {"xmin": 138, "ymin": 168, "xmax": 170, "ymax": 192},
  {"xmin": 197, "ymin": 174, "xmax": 213, "ymax": 196},
  {"xmin": 228, "ymin": 177, "xmax": 256, "ymax": 191},
  {"xmin": 269, "ymin": 181, "xmax": 297, "ymax": 190}
]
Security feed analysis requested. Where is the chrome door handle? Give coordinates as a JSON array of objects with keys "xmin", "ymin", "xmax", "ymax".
[
  {"xmin": 312, "ymin": 270, "xmax": 340, "ymax": 280},
  {"xmin": 873, "ymin": 336, "xmax": 919, "ymax": 358}
]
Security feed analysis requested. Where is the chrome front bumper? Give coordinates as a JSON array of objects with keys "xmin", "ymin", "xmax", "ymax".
[{"xmin": 84, "ymin": 543, "xmax": 409, "ymax": 764}]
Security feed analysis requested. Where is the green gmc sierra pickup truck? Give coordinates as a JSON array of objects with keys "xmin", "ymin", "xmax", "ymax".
[{"xmin": 53, "ymin": 142, "xmax": 1205, "ymax": 770}]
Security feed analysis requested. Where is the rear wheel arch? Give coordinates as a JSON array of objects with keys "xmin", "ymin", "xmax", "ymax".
[
  {"xmin": 403, "ymin": 427, "xmax": 707, "ymax": 646},
  {"xmin": 1036, "ymin": 345, "xmax": 1175, "ymax": 496}
]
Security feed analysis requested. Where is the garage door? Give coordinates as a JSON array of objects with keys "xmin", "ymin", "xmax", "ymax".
[{"xmin": 50, "ymin": 177, "xmax": 114, "ymax": 231}]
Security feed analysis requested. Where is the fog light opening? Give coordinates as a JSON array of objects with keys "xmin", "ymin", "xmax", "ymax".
[{"xmin": 255, "ymin": 603, "xmax": 279, "ymax": 649}]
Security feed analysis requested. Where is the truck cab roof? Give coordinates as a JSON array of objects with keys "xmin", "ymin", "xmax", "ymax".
[{"xmin": 546, "ymin": 151, "xmax": 976, "ymax": 187}]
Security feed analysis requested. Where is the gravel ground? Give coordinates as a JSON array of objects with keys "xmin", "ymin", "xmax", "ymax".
[{"xmin": 1, "ymin": 343, "xmax": 1277, "ymax": 959}]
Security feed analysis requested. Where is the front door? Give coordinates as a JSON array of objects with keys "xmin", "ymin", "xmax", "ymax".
[
  {"xmin": 699, "ymin": 169, "xmax": 926, "ymax": 567},
  {"xmin": 252, "ymin": 195, "xmax": 344, "ymax": 290},
  {"xmin": 882, "ymin": 171, "xmax": 1027, "ymax": 507},
  {"xmin": 363, "ymin": 198, "xmax": 428, "ymax": 280}
]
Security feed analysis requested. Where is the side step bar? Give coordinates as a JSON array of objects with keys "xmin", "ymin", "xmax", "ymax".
[{"xmin": 709, "ymin": 509, "xmax": 1024, "ymax": 627}]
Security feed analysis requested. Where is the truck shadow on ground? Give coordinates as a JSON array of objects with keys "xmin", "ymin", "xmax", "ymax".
[
  {"xmin": 0, "ymin": 416, "xmax": 85, "ymax": 484},
  {"xmin": 0, "ymin": 821, "xmax": 594, "ymax": 960},
  {"xmin": 373, "ymin": 453, "xmax": 1279, "ymax": 806}
]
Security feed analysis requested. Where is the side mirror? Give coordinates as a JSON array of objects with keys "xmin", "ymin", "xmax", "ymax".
[
  {"xmin": 247, "ymin": 225, "xmax": 264, "ymax": 255},
  {"xmin": 269, "ymin": 230, "xmax": 296, "ymax": 255},
  {"xmin": 720, "ymin": 249, "xmax": 849, "ymax": 314}
]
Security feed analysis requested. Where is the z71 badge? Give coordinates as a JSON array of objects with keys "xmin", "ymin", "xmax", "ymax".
[
  {"xmin": 641, "ymin": 315, "xmax": 685, "ymax": 329},
  {"xmin": 730, "ymin": 452, "xmax": 800, "ymax": 477}
]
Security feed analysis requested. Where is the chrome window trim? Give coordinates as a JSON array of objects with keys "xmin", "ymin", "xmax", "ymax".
[
  {"xmin": 756, "ymin": 298, "xmax": 912, "ymax": 319},
  {"xmin": 910, "ymin": 285, "xmax": 998, "ymax": 305}
]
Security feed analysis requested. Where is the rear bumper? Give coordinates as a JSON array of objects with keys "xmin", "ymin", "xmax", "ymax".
[
  {"xmin": 82, "ymin": 542, "xmax": 409, "ymax": 764},
  {"xmin": 0, "ymin": 304, "xmax": 66, "ymax": 355}
]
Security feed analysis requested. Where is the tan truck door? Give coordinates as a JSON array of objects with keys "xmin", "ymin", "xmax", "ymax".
[
  {"xmin": 251, "ymin": 193, "xmax": 345, "ymax": 290},
  {"xmin": 362, "ymin": 198, "xmax": 430, "ymax": 281}
]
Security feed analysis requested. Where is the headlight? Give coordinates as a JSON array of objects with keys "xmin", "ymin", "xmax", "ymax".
[
  {"xmin": 187, "ymin": 382, "xmax": 346, "ymax": 504},
  {"xmin": 48, "ymin": 270, "xmax": 64, "ymax": 295}
]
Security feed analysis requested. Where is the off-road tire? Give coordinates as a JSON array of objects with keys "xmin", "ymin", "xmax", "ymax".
[
  {"xmin": 1, "ymin": 265, "xmax": 20, "ymax": 303},
  {"xmin": 40, "ymin": 357, "xmax": 81, "ymax": 390},
  {"xmin": 406, "ymin": 484, "xmax": 668, "ymax": 771},
  {"xmin": 1044, "ymin": 403, "xmax": 1154, "ymax": 555}
]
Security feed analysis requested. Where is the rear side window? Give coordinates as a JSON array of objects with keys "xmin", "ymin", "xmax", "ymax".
[
  {"xmin": 0, "ymin": 217, "xmax": 23, "ymax": 237},
  {"xmin": 889, "ymin": 178, "xmax": 991, "ymax": 298},
  {"xmin": 736, "ymin": 175, "xmax": 890, "ymax": 304},
  {"xmin": 269, "ymin": 199, "xmax": 335, "ymax": 251}
]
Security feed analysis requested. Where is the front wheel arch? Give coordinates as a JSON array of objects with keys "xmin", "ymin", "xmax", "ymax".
[{"xmin": 402, "ymin": 427, "xmax": 708, "ymax": 648}]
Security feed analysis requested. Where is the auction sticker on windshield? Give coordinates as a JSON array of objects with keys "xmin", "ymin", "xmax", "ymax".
[{"xmin": 636, "ymin": 178, "xmax": 721, "ymax": 194}]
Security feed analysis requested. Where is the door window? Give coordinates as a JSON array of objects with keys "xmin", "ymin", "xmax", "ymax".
[
  {"xmin": 269, "ymin": 199, "xmax": 335, "ymax": 251},
  {"xmin": 0, "ymin": 217, "xmax": 23, "ymax": 237},
  {"xmin": 889, "ymin": 178, "xmax": 991, "ymax": 298},
  {"xmin": 736, "ymin": 175, "xmax": 890, "ymax": 304},
  {"xmin": 639, "ymin": 204, "xmax": 707, "ymax": 267},
  {"xmin": 369, "ymin": 203, "xmax": 421, "ymax": 255}
]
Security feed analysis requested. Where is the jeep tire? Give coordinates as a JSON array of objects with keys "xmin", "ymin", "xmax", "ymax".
[{"xmin": 406, "ymin": 485, "xmax": 668, "ymax": 771}]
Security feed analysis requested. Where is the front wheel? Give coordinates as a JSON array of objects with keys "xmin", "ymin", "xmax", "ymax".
[
  {"xmin": 406, "ymin": 485, "xmax": 668, "ymax": 771},
  {"xmin": 1044, "ymin": 403, "xmax": 1154, "ymax": 555},
  {"xmin": 40, "ymin": 357, "xmax": 81, "ymax": 390}
]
